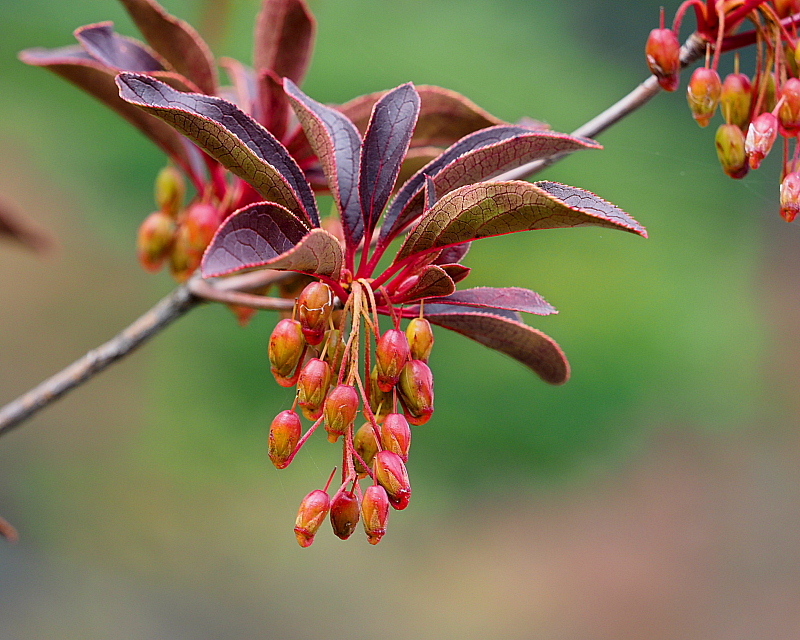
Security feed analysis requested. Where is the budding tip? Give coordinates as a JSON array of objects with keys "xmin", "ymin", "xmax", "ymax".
[
  {"xmin": 389, "ymin": 489, "xmax": 411, "ymax": 511},
  {"xmin": 294, "ymin": 528, "xmax": 316, "ymax": 547},
  {"xmin": 367, "ymin": 531, "xmax": 385, "ymax": 545}
]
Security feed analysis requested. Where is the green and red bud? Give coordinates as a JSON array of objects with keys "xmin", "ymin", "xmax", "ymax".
[
  {"xmin": 715, "ymin": 123, "xmax": 749, "ymax": 179},
  {"xmin": 297, "ymin": 358, "xmax": 332, "ymax": 420},
  {"xmin": 406, "ymin": 317, "xmax": 435, "ymax": 362},
  {"xmin": 375, "ymin": 329, "xmax": 411, "ymax": 392},
  {"xmin": 373, "ymin": 450, "xmax": 411, "ymax": 510},
  {"xmin": 322, "ymin": 328, "xmax": 346, "ymax": 375},
  {"xmin": 268, "ymin": 410, "xmax": 302, "ymax": 469},
  {"xmin": 137, "ymin": 210, "xmax": 176, "ymax": 273},
  {"xmin": 779, "ymin": 78, "xmax": 800, "ymax": 133},
  {"xmin": 380, "ymin": 413, "xmax": 412, "ymax": 462},
  {"xmin": 361, "ymin": 484, "xmax": 390, "ymax": 545},
  {"xmin": 687, "ymin": 67, "xmax": 722, "ymax": 127},
  {"xmin": 368, "ymin": 365, "xmax": 392, "ymax": 423},
  {"xmin": 297, "ymin": 281, "xmax": 334, "ymax": 346},
  {"xmin": 398, "ymin": 359, "xmax": 435, "ymax": 426},
  {"xmin": 170, "ymin": 202, "xmax": 223, "ymax": 281},
  {"xmin": 294, "ymin": 489, "xmax": 331, "ymax": 547},
  {"xmin": 268, "ymin": 318, "xmax": 306, "ymax": 386},
  {"xmin": 745, "ymin": 112, "xmax": 778, "ymax": 169},
  {"xmin": 329, "ymin": 489, "xmax": 360, "ymax": 540},
  {"xmin": 780, "ymin": 172, "xmax": 800, "ymax": 222},
  {"xmin": 323, "ymin": 384, "xmax": 359, "ymax": 443},
  {"xmin": 645, "ymin": 28, "xmax": 681, "ymax": 91},
  {"xmin": 154, "ymin": 165, "xmax": 185, "ymax": 218},
  {"xmin": 354, "ymin": 422, "xmax": 379, "ymax": 477},
  {"xmin": 720, "ymin": 73, "xmax": 753, "ymax": 130}
]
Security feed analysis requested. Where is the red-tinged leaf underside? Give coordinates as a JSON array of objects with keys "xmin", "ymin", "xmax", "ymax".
[
  {"xmin": 421, "ymin": 304, "xmax": 570, "ymax": 385},
  {"xmin": 202, "ymin": 202, "xmax": 342, "ymax": 278},
  {"xmin": 220, "ymin": 57, "xmax": 258, "ymax": 117},
  {"xmin": 117, "ymin": 0, "xmax": 218, "ymax": 94},
  {"xmin": 0, "ymin": 199, "xmax": 53, "ymax": 253},
  {"xmin": 396, "ymin": 180, "xmax": 647, "ymax": 263},
  {"xmin": 75, "ymin": 22, "xmax": 166, "ymax": 72},
  {"xmin": 439, "ymin": 263, "xmax": 471, "ymax": 283},
  {"xmin": 116, "ymin": 73, "xmax": 319, "ymax": 227},
  {"xmin": 19, "ymin": 46, "xmax": 197, "ymax": 172},
  {"xmin": 284, "ymin": 79, "xmax": 363, "ymax": 246},
  {"xmin": 435, "ymin": 287, "xmax": 556, "ymax": 315},
  {"xmin": 254, "ymin": 0, "xmax": 316, "ymax": 85},
  {"xmin": 258, "ymin": 69, "xmax": 290, "ymax": 140},
  {"xmin": 339, "ymin": 85, "xmax": 504, "ymax": 149},
  {"xmin": 394, "ymin": 265, "xmax": 455, "ymax": 304}
]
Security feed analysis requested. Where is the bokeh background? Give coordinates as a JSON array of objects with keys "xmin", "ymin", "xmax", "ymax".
[{"xmin": 2, "ymin": 0, "xmax": 800, "ymax": 638}]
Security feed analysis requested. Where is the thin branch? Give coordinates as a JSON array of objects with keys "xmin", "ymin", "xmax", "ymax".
[{"xmin": 188, "ymin": 278, "xmax": 295, "ymax": 311}]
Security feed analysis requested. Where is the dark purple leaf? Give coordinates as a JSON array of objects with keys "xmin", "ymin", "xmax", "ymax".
[
  {"xmin": 117, "ymin": 73, "xmax": 319, "ymax": 227},
  {"xmin": 75, "ymin": 22, "xmax": 165, "ymax": 72},
  {"xmin": 359, "ymin": 83, "xmax": 420, "ymax": 235},
  {"xmin": 117, "ymin": 0, "xmax": 218, "ymax": 94},
  {"xmin": 423, "ymin": 174, "xmax": 436, "ymax": 211},
  {"xmin": 393, "ymin": 265, "xmax": 455, "ymax": 304},
  {"xmin": 0, "ymin": 198, "xmax": 54, "ymax": 253},
  {"xmin": 284, "ymin": 79, "xmax": 363, "ymax": 246},
  {"xmin": 258, "ymin": 69, "xmax": 290, "ymax": 139},
  {"xmin": 433, "ymin": 242, "xmax": 470, "ymax": 265},
  {"xmin": 220, "ymin": 57, "xmax": 258, "ymax": 117},
  {"xmin": 394, "ymin": 146, "xmax": 442, "ymax": 192},
  {"xmin": 422, "ymin": 304, "xmax": 570, "ymax": 385},
  {"xmin": 434, "ymin": 287, "xmax": 556, "ymax": 315},
  {"xmin": 202, "ymin": 202, "xmax": 342, "ymax": 278},
  {"xmin": 254, "ymin": 0, "xmax": 316, "ymax": 85},
  {"xmin": 438, "ymin": 263, "xmax": 471, "ymax": 283},
  {"xmin": 396, "ymin": 180, "xmax": 647, "ymax": 264}
]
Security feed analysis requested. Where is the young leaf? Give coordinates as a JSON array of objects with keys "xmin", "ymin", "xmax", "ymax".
[
  {"xmin": 438, "ymin": 263, "xmax": 471, "ymax": 283},
  {"xmin": 433, "ymin": 242, "xmax": 471, "ymax": 265},
  {"xmin": 75, "ymin": 22, "xmax": 165, "ymax": 72},
  {"xmin": 395, "ymin": 180, "xmax": 647, "ymax": 263},
  {"xmin": 284, "ymin": 79, "xmax": 364, "ymax": 246},
  {"xmin": 360, "ymin": 83, "xmax": 420, "ymax": 234},
  {"xmin": 220, "ymin": 57, "xmax": 258, "ymax": 117},
  {"xmin": 202, "ymin": 202, "xmax": 342, "ymax": 278},
  {"xmin": 393, "ymin": 265, "xmax": 456, "ymax": 304},
  {"xmin": 421, "ymin": 304, "xmax": 570, "ymax": 385},
  {"xmin": 254, "ymin": 0, "xmax": 316, "ymax": 85},
  {"xmin": 433, "ymin": 287, "xmax": 556, "ymax": 316},
  {"xmin": 117, "ymin": 0, "xmax": 218, "ymax": 94},
  {"xmin": 259, "ymin": 69, "xmax": 290, "ymax": 139},
  {"xmin": 117, "ymin": 73, "xmax": 319, "ymax": 227}
]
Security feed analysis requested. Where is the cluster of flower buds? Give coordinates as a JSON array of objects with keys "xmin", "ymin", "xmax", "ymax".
[
  {"xmin": 646, "ymin": 1, "xmax": 800, "ymax": 221},
  {"xmin": 266, "ymin": 279, "xmax": 436, "ymax": 546}
]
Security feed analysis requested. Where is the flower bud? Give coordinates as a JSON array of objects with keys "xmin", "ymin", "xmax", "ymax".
[
  {"xmin": 715, "ymin": 123, "xmax": 749, "ymax": 179},
  {"xmin": 294, "ymin": 489, "xmax": 330, "ymax": 547},
  {"xmin": 780, "ymin": 78, "xmax": 800, "ymax": 133},
  {"xmin": 763, "ymin": 73, "xmax": 778, "ymax": 114},
  {"xmin": 268, "ymin": 410, "xmax": 302, "ymax": 469},
  {"xmin": 645, "ymin": 28, "xmax": 681, "ymax": 91},
  {"xmin": 686, "ymin": 67, "xmax": 721, "ymax": 127},
  {"xmin": 297, "ymin": 281, "xmax": 334, "ymax": 346},
  {"xmin": 170, "ymin": 202, "xmax": 223, "ymax": 281},
  {"xmin": 354, "ymin": 422, "xmax": 379, "ymax": 477},
  {"xmin": 380, "ymin": 413, "xmax": 412, "ymax": 462},
  {"xmin": 169, "ymin": 222, "xmax": 197, "ymax": 282},
  {"xmin": 780, "ymin": 172, "xmax": 800, "ymax": 222},
  {"xmin": 398, "ymin": 359, "xmax": 434, "ymax": 426},
  {"xmin": 745, "ymin": 112, "xmax": 778, "ymax": 170},
  {"xmin": 323, "ymin": 384, "xmax": 359, "ymax": 443},
  {"xmin": 322, "ymin": 328, "xmax": 346, "ymax": 375},
  {"xmin": 373, "ymin": 450, "xmax": 411, "ymax": 510},
  {"xmin": 368, "ymin": 366, "xmax": 392, "ymax": 423},
  {"xmin": 329, "ymin": 489, "xmax": 360, "ymax": 540},
  {"xmin": 721, "ymin": 73, "xmax": 753, "ymax": 130},
  {"xmin": 137, "ymin": 211, "xmax": 176, "ymax": 273},
  {"xmin": 297, "ymin": 358, "xmax": 332, "ymax": 420},
  {"xmin": 406, "ymin": 317, "xmax": 435, "ymax": 362},
  {"xmin": 154, "ymin": 165, "xmax": 185, "ymax": 217},
  {"xmin": 375, "ymin": 329, "xmax": 411, "ymax": 392},
  {"xmin": 361, "ymin": 484, "xmax": 390, "ymax": 545},
  {"xmin": 268, "ymin": 319, "xmax": 306, "ymax": 386}
]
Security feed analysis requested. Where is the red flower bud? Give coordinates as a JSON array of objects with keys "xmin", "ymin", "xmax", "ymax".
[
  {"xmin": 398, "ymin": 359, "xmax": 435, "ymax": 426},
  {"xmin": 297, "ymin": 358, "xmax": 332, "ymax": 420},
  {"xmin": 373, "ymin": 450, "xmax": 411, "ymax": 510},
  {"xmin": 406, "ymin": 317, "xmax": 435, "ymax": 362},
  {"xmin": 137, "ymin": 211, "xmax": 176, "ymax": 273},
  {"xmin": 380, "ymin": 413, "xmax": 412, "ymax": 462},
  {"xmin": 779, "ymin": 78, "xmax": 800, "ymax": 133},
  {"xmin": 268, "ymin": 318, "xmax": 306, "ymax": 386},
  {"xmin": 354, "ymin": 422, "xmax": 379, "ymax": 477},
  {"xmin": 297, "ymin": 281, "xmax": 334, "ymax": 346},
  {"xmin": 329, "ymin": 489, "xmax": 360, "ymax": 540},
  {"xmin": 268, "ymin": 410, "xmax": 302, "ymax": 469},
  {"xmin": 715, "ymin": 123, "xmax": 749, "ymax": 179},
  {"xmin": 375, "ymin": 329, "xmax": 410, "ymax": 392},
  {"xmin": 170, "ymin": 202, "xmax": 223, "ymax": 281},
  {"xmin": 720, "ymin": 73, "xmax": 753, "ymax": 130},
  {"xmin": 169, "ymin": 222, "xmax": 197, "ymax": 282},
  {"xmin": 294, "ymin": 489, "xmax": 331, "ymax": 547},
  {"xmin": 745, "ymin": 112, "xmax": 778, "ymax": 170},
  {"xmin": 686, "ymin": 67, "xmax": 721, "ymax": 127},
  {"xmin": 154, "ymin": 165, "xmax": 185, "ymax": 217},
  {"xmin": 361, "ymin": 484, "xmax": 390, "ymax": 545},
  {"xmin": 645, "ymin": 28, "xmax": 681, "ymax": 91},
  {"xmin": 368, "ymin": 366, "xmax": 392, "ymax": 423},
  {"xmin": 323, "ymin": 384, "xmax": 359, "ymax": 443},
  {"xmin": 780, "ymin": 172, "xmax": 800, "ymax": 222}
]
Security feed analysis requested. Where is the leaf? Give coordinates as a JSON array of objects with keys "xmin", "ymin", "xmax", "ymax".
[
  {"xmin": 393, "ymin": 265, "xmax": 455, "ymax": 304},
  {"xmin": 202, "ymin": 202, "xmax": 342, "ymax": 278},
  {"xmin": 117, "ymin": 73, "xmax": 319, "ymax": 227},
  {"xmin": 339, "ymin": 85, "xmax": 504, "ymax": 148},
  {"xmin": 394, "ymin": 146, "xmax": 442, "ymax": 191},
  {"xmin": 439, "ymin": 263, "xmax": 471, "ymax": 283},
  {"xmin": 254, "ymin": 0, "xmax": 316, "ymax": 85},
  {"xmin": 284, "ymin": 79, "xmax": 363, "ymax": 246},
  {"xmin": 0, "ymin": 198, "xmax": 54, "ymax": 253},
  {"xmin": 396, "ymin": 180, "xmax": 647, "ymax": 263},
  {"xmin": 434, "ymin": 287, "xmax": 556, "ymax": 316},
  {"xmin": 258, "ymin": 69, "xmax": 290, "ymax": 139},
  {"xmin": 433, "ymin": 242, "xmax": 471, "ymax": 265},
  {"xmin": 75, "ymin": 22, "xmax": 166, "ymax": 72},
  {"xmin": 220, "ymin": 57, "xmax": 258, "ymax": 116},
  {"xmin": 422, "ymin": 304, "xmax": 570, "ymax": 385},
  {"xmin": 359, "ymin": 83, "xmax": 420, "ymax": 234},
  {"xmin": 117, "ymin": 0, "xmax": 218, "ymax": 94}
]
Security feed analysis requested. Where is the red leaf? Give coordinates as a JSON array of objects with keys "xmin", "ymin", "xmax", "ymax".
[
  {"xmin": 254, "ymin": 0, "xmax": 316, "ymax": 85},
  {"xmin": 393, "ymin": 265, "xmax": 455, "ymax": 304},
  {"xmin": 433, "ymin": 287, "xmax": 556, "ymax": 315}
]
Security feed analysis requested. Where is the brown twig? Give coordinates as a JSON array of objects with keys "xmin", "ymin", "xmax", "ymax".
[{"xmin": 188, "ymin": 278, "xmax": 295, "ymax": 311}]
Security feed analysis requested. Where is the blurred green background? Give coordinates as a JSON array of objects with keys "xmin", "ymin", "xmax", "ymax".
[{"xmin": 3, "ymin": 1, "xmax": 800, "ymax": 638}]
